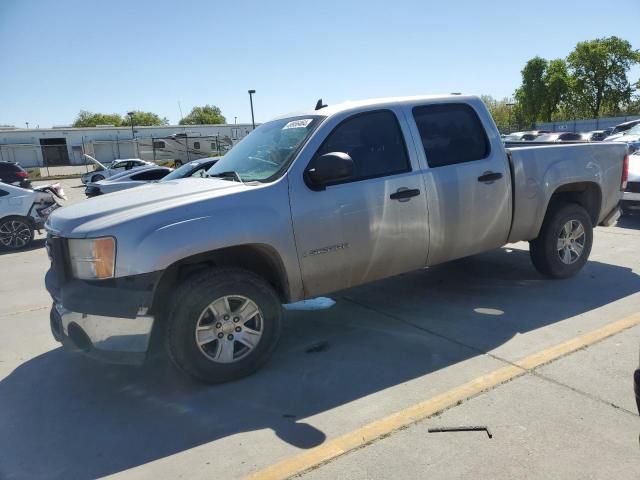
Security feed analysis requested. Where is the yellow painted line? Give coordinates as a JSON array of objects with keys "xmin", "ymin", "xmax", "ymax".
[{"xmin": 246, "ymin": 312, "xmax": 640, "ymax": 480}]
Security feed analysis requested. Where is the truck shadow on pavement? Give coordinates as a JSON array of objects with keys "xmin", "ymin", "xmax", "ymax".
[{"xmin": 1, "ymin": 247, "xmax": 639, "ymax": 479}]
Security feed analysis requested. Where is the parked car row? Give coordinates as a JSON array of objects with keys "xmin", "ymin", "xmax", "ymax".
[
  {"xmin": 84, "ymin": 157, "xmax": 219, "ymax": 197},
  {"xmin": 503, "ymin": 119, "xmax": 640, "ymax": 155}
]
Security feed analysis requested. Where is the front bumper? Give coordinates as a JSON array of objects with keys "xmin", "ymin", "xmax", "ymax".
[
  {"xmin": 50, "ymin": 301, "xmax": 154, "ymax": 365},
  {"xmin": 45, "ymin": 235, "xmax": 160, "ymax": 364}
]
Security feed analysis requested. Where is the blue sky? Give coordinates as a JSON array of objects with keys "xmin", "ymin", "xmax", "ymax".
[{"xmin": 1, "ymin": 0, "xmax": 638, "ymax": 127}]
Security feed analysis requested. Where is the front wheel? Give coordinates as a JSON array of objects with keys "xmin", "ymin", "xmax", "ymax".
[
  {"xmin": 91, "ymin": 174, "xmax": 105, "ymax": 182},
  {"xmin": 0, "ymin": 216, "xmax": 34, "ymax": 250},
  {"xmin": 165, "ymin": 268, "xmax": 282, "ymax": 383},
  {"xmin": 529, "ymin": 203, "xmax": 593, "ymax": 278}
]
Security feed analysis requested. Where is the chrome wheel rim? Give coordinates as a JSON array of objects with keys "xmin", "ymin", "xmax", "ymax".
[
  {"xmin": 195, "ymin": 295, "xmax": 263, "ymax": 363},
  {"xmin": 557, "ymin": 219, "xmax": 585, "ymax": 265},
  {"xmin": 0, "ymin": 220, "xmax": 31, "ymax": 249}
]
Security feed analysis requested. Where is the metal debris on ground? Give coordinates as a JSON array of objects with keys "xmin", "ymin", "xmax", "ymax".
[{"xmin": 428, "ymin": 425, "xmax": 493, "ymax": 439}]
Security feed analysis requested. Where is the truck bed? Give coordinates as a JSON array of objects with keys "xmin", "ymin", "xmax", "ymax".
[{"xmin": 506, "ymin": 142, "xmax": 627, "ymax": 243}]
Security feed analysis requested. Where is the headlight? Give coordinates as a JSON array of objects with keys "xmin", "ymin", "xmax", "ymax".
[{"xmin": 68, "ymin": 237, "xmax": 116, "ymax": 280}]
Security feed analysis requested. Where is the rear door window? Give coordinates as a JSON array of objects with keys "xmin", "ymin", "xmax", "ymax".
[{"xmin": 412, "ymin": 103, "xmax": 490, "ymax": 168}]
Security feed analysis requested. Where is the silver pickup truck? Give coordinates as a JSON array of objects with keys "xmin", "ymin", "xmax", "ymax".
[{"xmin": 45, "ymin": 95, "xmax": 628, "ymax": 383}]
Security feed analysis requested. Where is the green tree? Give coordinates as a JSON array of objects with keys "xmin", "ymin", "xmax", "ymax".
[
  {"xmin": 123, "ymin": 110, "xmax": 169, "ymax": 126},
  {"xmin": 179, "ymin": 105, "xmax": 226, "ymax": 125},
  {"xmin": 514, "ymin": 57, "xmax": 548, "ymax": 127},
  {"xmin": 541, "ymin": 59, "xmax": 570, "ymax": 122},
  {"xmin": 72, "ymin": 110, "xmax": 123, "ymax": 127},
  {"xmin": 567, "ymin": 36, "xmax": 640, "ymax": 117},
  {"xmin": 481, "ymin": 95, "xmax": 517, "ymax": 132}
]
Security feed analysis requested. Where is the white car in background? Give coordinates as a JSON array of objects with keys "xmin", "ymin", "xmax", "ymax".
[
  {"xmin": 605, "ymin": 124, "xmax": 640, "ymax": 154},
  {"xmin": 84, "ymin": 166, "xmax": 173, "ymax": 197},
  {"xmin": 0, "ymin": 182, "xmax": 65, "ymax": 250},
  {"xmin": 621, "ymin": 151, "xmax": 640, "ymax": 215},
  {"xmin": 80, "ymin": 155, "xmax": 155, "ymax": 184}
]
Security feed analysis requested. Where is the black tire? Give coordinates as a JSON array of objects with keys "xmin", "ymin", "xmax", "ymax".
[
  {"xmin": 0, "ymin": 216, "xmax": 34, "ymax": 250},
  {"xmin": 165, "ymin": 267, "xmax": 282, "ymax": 384},
  {"xmin": 529, "ymin": 203, "xmax": 593, "ymax": 278},
  {"xmin": 91, "ymin": 174, "xmax": 105, "ymax": 182},
  {"xmin": 174, "ymin": 160, "xmax": 183, "ymax": 168}
]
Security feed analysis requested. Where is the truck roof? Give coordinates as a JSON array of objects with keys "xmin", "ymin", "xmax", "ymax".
[{"xmin": 276, "ymin": 94, "xmax": 480, "ymax": 120}]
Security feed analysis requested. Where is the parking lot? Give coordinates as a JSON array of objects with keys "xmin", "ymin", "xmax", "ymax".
[{"xmin": 0, "ymin": 179, "xmax": 639, "ymax": 479}]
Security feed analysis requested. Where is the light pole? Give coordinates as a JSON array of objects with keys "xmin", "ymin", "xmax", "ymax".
[
  {"xmin": 248, "ymin": 90, "xmax": 256, "ymax": 130},
  {"xmin": 25, "ymin": 122, "xmax": 29, "ymax": 129},
  {"xmin": 127, "ymin": 111, "xmax": 135, "ymax": 139},
  {"xmin": 127, "ymin": 111, "xmax": 138, "ymax": 156},
  {"xmin": 234, "ymin": 116, "xmax": 237, "ymax": 124}
]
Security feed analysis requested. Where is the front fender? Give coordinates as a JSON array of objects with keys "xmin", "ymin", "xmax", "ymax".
[{"xmin": 113, "ymin": 178, "xmax": 304, "ymax": 302}]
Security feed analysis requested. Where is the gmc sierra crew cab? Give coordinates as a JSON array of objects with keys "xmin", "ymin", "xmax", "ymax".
[{"xmin": 44, "ymin": 95, "xmax": 628, "ymax": 383}]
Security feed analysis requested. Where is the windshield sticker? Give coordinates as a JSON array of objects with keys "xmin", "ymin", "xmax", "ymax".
[{"xmin": 283, "ymin": 119, "xmax": 313, "ymax": 130}]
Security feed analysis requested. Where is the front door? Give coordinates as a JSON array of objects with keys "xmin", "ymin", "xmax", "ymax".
[
  {"xmin": 289, "ymin": 109, "xmax": 430, "ymax": 297},
  {"xmin": 407, "ymin": 102, "xmax": 512, "ymax": 265}
]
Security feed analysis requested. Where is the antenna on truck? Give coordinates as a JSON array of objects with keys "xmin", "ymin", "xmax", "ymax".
[{"xmin": 315, "ymin": 99, "xmax": 327, "ymax": 110}]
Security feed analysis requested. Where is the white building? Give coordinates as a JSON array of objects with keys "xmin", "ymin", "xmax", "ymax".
[{"xmin": 0, "ymin": 124, "xmax": 254, "ymax": 168}]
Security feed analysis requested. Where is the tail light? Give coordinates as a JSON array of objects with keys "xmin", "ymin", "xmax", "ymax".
[
  {"xmin": 16, "ymin": 171, "xmax": 28, "ymax": 178},
  {"xmin": 621, "ymin": 154, "xmax": 629, "ymax": 191}
]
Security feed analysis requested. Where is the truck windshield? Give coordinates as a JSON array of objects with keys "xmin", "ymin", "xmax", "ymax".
[{"xmin": 206, "ymin": 116, "xmax": 322, "ymax": 182}]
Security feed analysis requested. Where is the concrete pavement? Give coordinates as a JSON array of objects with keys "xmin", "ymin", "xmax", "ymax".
[{"xmin": 0, "ymin": 180, "xmax": 638, "ymax": 479}]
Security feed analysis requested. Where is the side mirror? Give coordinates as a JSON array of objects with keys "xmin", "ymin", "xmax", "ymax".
[{"xmin": 305, "ymin": 152, "xmax": 354, "ymax": 190}]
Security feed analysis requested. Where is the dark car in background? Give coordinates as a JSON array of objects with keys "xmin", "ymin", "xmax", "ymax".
[
  {"xmin": 584, "ymin": 130, "xmax": 609, "ymax": 141},
  {"xmin": 535, "ymin": 132, "xmax": 585, "ymax": 142},
  {"xmin": 0, "ymin": 162, "xmax": 30, "ymax": 188}
]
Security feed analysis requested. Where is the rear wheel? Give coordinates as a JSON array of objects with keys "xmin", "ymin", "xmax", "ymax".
[
  {"xmin": 529, "ymin": 203, "xmax": 593, "ymax": 278},
  {"xmin": 165, "ymin": 268, "xmax": 282, "ymax": 383},
  {"xmin": 0, "ymin": 216, "xmax": 34, "ymax": 250}
]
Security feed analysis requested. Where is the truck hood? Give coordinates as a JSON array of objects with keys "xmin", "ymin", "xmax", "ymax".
[{"xmin": 46, "ymin": 177, "xmax": 250, "ymax": 237}]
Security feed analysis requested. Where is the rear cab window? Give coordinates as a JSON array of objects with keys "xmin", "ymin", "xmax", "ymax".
[{"xmin": 412, "ymin": 103, "xmax": 490, "ymax": 168}]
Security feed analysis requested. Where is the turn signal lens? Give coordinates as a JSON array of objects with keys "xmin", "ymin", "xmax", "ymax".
[
  {"xmin": 621, "ymin": 154, "xmax": 629, "ymax": 191},
  {"xmin": 68, "ymin": 237, "xmax": 116, "ymax": 280},
  {"xmin": 94, "ymin": 237, "xmax": 115, "ymax": 279}
]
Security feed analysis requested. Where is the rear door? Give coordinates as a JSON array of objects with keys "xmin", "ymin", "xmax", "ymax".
[
  {"xmin": 289, "ymin": 108, "xmax": 429, "ymax": 297},
  {"xmin": 407, "ymin": 101, "xmax": 512, "ymax": 265}
]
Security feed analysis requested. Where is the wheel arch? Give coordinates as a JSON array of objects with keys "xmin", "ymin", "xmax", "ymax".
[
  {"xmin": 539, "ymin": 181, "xmax": 602, "ymax": 233},
  {"xmin": 149, "ymin": 243, "xmax": 291, "ymax": 316}
]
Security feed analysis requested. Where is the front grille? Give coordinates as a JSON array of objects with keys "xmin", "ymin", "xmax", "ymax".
[
  {"xmin": 627, "ymin": 182, "xmax": 640, "ymax": 194},
  {"xmin": 46, "ymin": 235, "xmax": 70, "ymax": 283}
]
